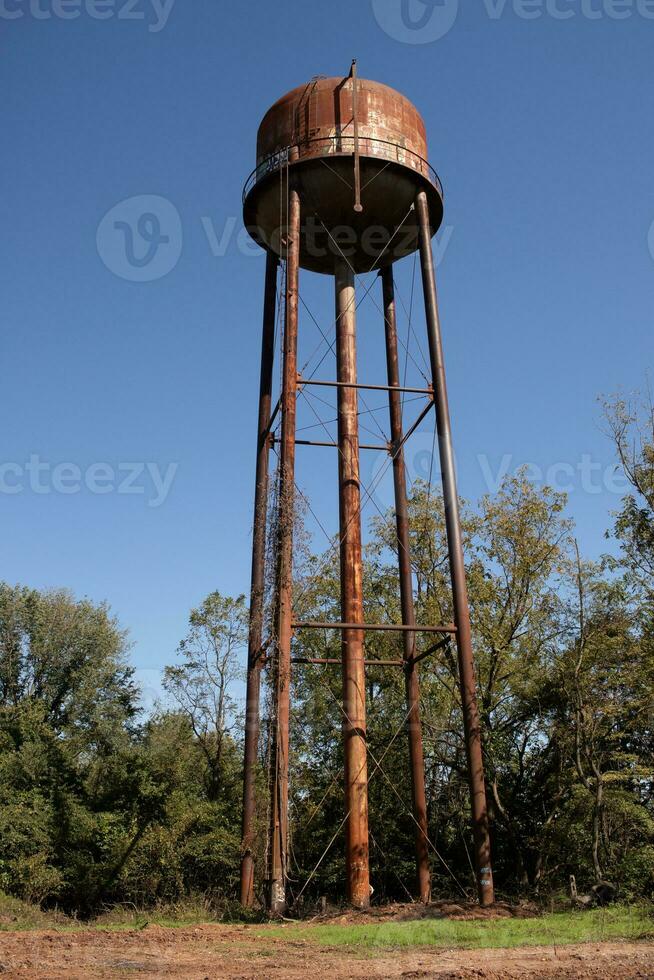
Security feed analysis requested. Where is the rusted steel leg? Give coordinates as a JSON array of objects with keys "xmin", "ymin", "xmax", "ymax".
[
  {"xmin": 267, "ymin": 188, "xmax": 301, "ymax": 915},
  {"xmin": 240, "ymin": 250, "xmax": 279, "ymax": 908},
  {"xmin": 335, "ymin": 259, "xmax": 370, "ymax": 910},
  {"xmin": 381, "ymin": 265, "xmax": 431, "ymax": 904},
  {"xmin": 415, "ymin": 190, "xmax": 495, "ymax": 907}
]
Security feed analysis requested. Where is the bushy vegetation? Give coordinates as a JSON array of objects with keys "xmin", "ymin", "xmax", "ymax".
[
  {"xmin": 0, "ymin": 393, "xmax": 652, "ymax": 915},
  {"xmin": 0, "ymin": 587, "xmax": 243, "ymax": 914}
]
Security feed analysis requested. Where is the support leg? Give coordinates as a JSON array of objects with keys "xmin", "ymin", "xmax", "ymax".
[
  {"xmin": 267, "ymin": 188, "xmax": 301, "ymax": 914},
  {"xmin": 335, "ymin": 259, "xmax": 370, "ymax": 910},
  {"xmin": 415, "ymin": 190, "xmax": 495, "ymax": 907},
  {"xmin": 240, "ymin": 251, "xmax": 278, "ymax": 908},
  {"xmin": 381, "ymin": 265, "xmax": 431, "ymax": 904}
]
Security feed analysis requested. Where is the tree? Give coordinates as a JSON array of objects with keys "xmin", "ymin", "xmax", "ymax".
[
  {"xmin": 286, "ymin": 476, "xmax": 574, "ymax": 900},
  {"xmin": 466, "ymin": 474, "xmax": 571, "ymax": 890},
  {"xmin": 0, "ymin": 584, "xmax": 145, "ymax": 909},
  {"xmin": 0, "ymin": 584, "xmax": 246, "ymax": 911},
  {"xmin": 0, "ymin": 584, "xmax": 136, "ymax": 741},
  {"xmin": 549, "ymin": 548, "xmax": 654, "ymax": 894},
  {"xmin": 603, "ymin": 389, "xmax": 654, "ymax": 598},
  {"xmin": 164, "ymin": 592, "xmax": 247, "ymax": 801},
  {"xmin": 111, "ymin": 711, "xmax": 242, "ymax": 905},
  {"xmin": 284, "ymin": 466, "xmax": 654, "ymax": 903}
]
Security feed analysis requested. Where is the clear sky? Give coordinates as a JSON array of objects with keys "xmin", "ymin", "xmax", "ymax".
[{"xmin": 2, "ymin": 0, "xmax": 653, "ymax": 697}]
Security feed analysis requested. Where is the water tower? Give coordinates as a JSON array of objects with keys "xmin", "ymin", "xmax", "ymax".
[{"xmin": 239, "ymin": 64, "xmax": 494, "ymax": 914}]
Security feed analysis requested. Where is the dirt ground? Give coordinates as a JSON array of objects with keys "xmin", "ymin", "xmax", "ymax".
[
  {"xmin": 315, "ymin": 900, "xmax": 541, "ymax": 923},
  {"xmin": 0, "ymin": 924, "xmax": 653, "ymax": 980}
]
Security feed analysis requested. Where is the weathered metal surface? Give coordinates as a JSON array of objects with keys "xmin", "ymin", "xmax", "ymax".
[
  {"xmin": 351, "ymin": 61, "xmax": 362, "ymax": 213},
  {"xmin": 240, "ymin": 250, "xmax": 278, "ymax": 908},
  {"xmin": 416, "ymin": 189, "xmax": 495, "ymax": 908},
  {"xmin": 293, "ymin": 658, "xmax": 405, "ymax": 667},
  {"xmin": 243, "ymin": 75, "xmax": 443, "ymax": 274},
  {"xmin": 255, "ymin": 76, "xmax": 432, "ymax": 181},
  {"xmin": 275, "ymin": 438, "xmax": 387, "ymax": 451},
  {"xmin": 300, "ymin": 378, "xmax": 433, "ymax": 396},
  {"xmin": 244, "ymin": 71, "xmax": 495, "ymax": 915},
  {"xmin": 335, "ymin": 260, "xmax": 370, "ymax": 910},
  {"xmin": 292, "ymin": 622, "xmax": 457, "ymax": 634},
  {"xmin": 381, "ymin": 266, "xmax": 431, "ymax": 905},
  {"xmin": 267, "ymin": 188, "xmax": 301, "ymax": 915}
]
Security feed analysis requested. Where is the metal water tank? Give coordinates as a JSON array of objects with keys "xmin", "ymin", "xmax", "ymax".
[{"xmin": 243, "ymin": 72, "xmax": 443, "ymax": 273}]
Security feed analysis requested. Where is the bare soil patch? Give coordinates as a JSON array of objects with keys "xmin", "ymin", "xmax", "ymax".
[
  {"xmin": 314, "ymin": 899, "xmax": 540, "ymax": 925},
  {"xmin": 0, "ymin": 923, "xmax": 652, "ymax": 979}
]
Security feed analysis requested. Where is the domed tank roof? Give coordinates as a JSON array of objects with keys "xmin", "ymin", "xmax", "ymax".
[
  {"xmin": 243, "ymin": 72, "xmax": 443, "ymax": 275},
  {"xmin": 256, "ymin": 76, "xmax": 429, "ymax": 174}
]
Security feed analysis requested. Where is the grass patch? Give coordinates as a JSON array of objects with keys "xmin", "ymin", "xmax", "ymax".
[
  {"xmin": 271, "ymin": 907, "xmax": 653, "ymax": 951},
  {"xmin": 0, "ymin": 890, "xmax": 650, "ymax": 953},
  {"xmin": 93, "ymin": 897, "xmax": 265, "ymax": 931},
  {"xmin": 0, "ymin": 892, "xmax": 265, "ymax": 933},
  {"xmin": 0, "ymin": 892, "xmax": 73, "ymax": 932}
]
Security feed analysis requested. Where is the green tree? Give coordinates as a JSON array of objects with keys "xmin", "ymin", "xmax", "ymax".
[
  {"xmin": 603, "ymin": 390, "xmax": 654, "ymax": 598},
  {"xmin": 549, "ymin": 550, "xmax": 654, "ymax": 894},
  {"xmin": 0, "ymin": 584, "xmax": 146, "ymax": 909},
  {"xmin": 283, "ymin": 469, "xmax": 654, "ymax": 903},
  {"xmin": 163, "ymin": 592, "xmax": 247, "ymax": 802},
  {"xmin": 112, "ymin": 711, "xmax": 242, "ymax": 905}
]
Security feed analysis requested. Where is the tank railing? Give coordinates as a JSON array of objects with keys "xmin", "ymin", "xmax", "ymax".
[{"xmin": 242, "ymin": 135, "xmax": 443, "ymax": 204}]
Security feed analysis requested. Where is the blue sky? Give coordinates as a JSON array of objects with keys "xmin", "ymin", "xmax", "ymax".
[{"xmin": 2, "ymin": 0, "xmax": 653, "ymax": 694}]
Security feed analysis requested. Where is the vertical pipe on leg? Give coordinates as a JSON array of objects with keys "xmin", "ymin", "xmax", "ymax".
[
  {"xmin": 240, "ymin": 250, "xmax": 279, "ymax": 908},
  {"xmin": 415, "ymin": 190, "xmax": 495, "ymax": 907},
  {"xmin": 381, "ymin": 265, "xmax": 431, "ymax": 904},
  {"xmin": 335, "ymin": 259, "xmax": 370, "ymax": 910},
  {"xmin": 268, "ymin": 188, "xmax": 301, "ymax": 915}
]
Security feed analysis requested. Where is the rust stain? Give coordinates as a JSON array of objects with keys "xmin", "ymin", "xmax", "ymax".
[{"xmin": 256, "ymin": 77, "xmax": 433, "ymax": 185}]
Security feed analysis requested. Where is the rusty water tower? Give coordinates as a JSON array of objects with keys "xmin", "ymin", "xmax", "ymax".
[{"xmin": 239, "ymin": 64, "xmax": 494, "ymax": 914}]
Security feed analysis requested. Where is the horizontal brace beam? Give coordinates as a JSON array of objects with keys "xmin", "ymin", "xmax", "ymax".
[
  {"xmin": 299, "ymin": 377, "xmax": 433, "ymax": 396},
  {"xmin": 292, "ymin": 621, "xmax": 457, "ymax": 635},
  {"xmin": 272, "ymin": 437, "xmax": 388, "ymax": 452},
  {"xmin": 292, "ymin": 657, "xmax": 405, "ymax": 667},
  {"xmin": 294, "ymin": 639, "xmax": 451, "ymax": 669}
]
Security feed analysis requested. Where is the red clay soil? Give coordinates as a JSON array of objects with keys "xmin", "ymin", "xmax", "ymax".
[
  {"xmin": 315, "ymin": 899, "xmax": 541, "ymax": 924},
  {"xmin": 0, "ymin": 923, "xmax": 652, "ymax": 979}
]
